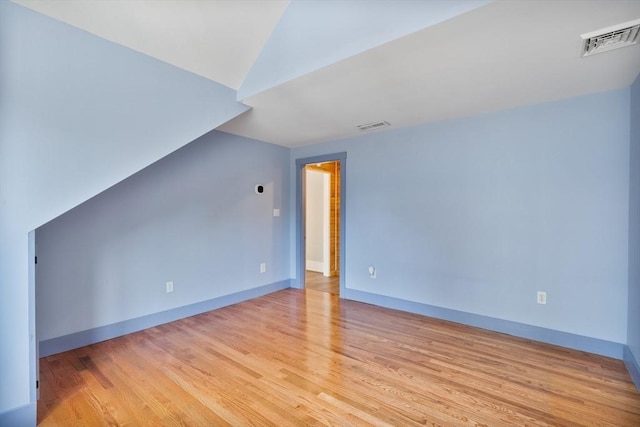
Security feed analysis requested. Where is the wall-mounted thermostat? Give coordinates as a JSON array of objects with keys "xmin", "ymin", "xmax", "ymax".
[{"xmin": 255, "ymin": 185, "xmax": 264, "ymax": 194}]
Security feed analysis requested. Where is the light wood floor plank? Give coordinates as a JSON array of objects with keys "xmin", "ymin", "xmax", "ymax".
[{"xmin": 38, "ymin": 289, "xmax": 640, "ymax": 426}]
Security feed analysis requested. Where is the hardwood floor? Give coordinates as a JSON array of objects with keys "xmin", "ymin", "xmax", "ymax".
[
  {"xmin": 305, "ymin": 270, "xmax": 339, "ymax": 294},
  {"xmin": 38, "ymin": 289, "xmax": 640, "ymax": 426}
]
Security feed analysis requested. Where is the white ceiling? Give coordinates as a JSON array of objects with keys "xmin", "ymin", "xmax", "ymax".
[{"xmin": 12, "ymin": 0, "xmax": 640, "ymax": 148}]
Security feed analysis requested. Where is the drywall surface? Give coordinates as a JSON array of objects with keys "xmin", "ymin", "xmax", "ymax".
[
  {"xmin": 36, "ymin": 131, "xmax": 290, "ymax": 342},
  {"xmin": 291, "ymin": 88, "xmax": 630, "ymax": 344},
  {"xmin": 0, "ymin": 1, "xmax": 247, "ymax": 413}
]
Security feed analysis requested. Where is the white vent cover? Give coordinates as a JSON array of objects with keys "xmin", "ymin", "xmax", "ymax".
[
  {"xmin": 357, "ymin": 121, "xmax": 391, "ymax": 132},
  {"xmin": 581, "ymin": 19, "xmax": 640, "ymax": 57}
]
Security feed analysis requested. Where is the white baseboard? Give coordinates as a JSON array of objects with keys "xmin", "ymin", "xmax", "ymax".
[{"xmin": 306, "ymin": 260, "xmax": 325, "ymax": 273}]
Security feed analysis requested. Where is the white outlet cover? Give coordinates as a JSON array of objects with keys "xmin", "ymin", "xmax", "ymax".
[
  {"xmin": 537, "ymin": 291, "xmax": 546, "ymax": 304},
  {"xmin": 273, "ymin": 209, "xmax": 280, "ymax": 217},
  {"xmin": 260, "ymin": 263, "xmax": 266, "ymax": 273}
]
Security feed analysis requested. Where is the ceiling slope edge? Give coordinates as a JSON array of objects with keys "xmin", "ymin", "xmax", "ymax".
[
  {"xmin": 10, "ymin": 0, "xmax": 290, "ymax": 90},
  {"xmin": 237, "ymin": 0, "xmax": 493, "ymax": 102}
]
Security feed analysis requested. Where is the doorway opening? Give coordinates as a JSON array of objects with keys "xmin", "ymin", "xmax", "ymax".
[
  {"xmin": 304, "ymin": 162, "xmax": 340, "ymax": 294},
  {"xmin": 295, "ymin": 153, "xmax": 346, "ymax": 297}
]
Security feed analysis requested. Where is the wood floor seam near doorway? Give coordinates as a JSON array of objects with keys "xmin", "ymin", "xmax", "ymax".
[{"xmin": 38, "ymin": 289, "xmax": 640, "ymax": 426}]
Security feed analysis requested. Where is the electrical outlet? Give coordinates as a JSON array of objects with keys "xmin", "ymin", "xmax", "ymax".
[
  {"xmin": 537, "ymin": 291, "xmax": 546, "ymax": 304},
  {"xmin": 260, "ymin": 263, "xmax": 266, "ymax": 273},
  {"xmin": 166, "ymin": 281, "xmax": 174, "ymax": 293},
  {"xmin": 273, "ymin": 209, "xmax": 280, "ymax": 217},
  {"xmin": 368, "ymin": 266, "xmax": 376, "ymax": 279}
]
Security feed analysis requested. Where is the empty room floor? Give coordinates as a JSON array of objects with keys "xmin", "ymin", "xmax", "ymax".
[{"xmin": 38, "ymin": 289, "xmax": 640, "ymax": 426}]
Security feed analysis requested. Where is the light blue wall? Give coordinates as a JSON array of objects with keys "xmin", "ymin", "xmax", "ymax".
[
  {"xmin": 37, "ymin": 131, "xmax": 289, "ymax": 343},
  {"xmin": 291, "ymin": 88, "xmax": 631, "ymax": 345},
  {"xmin": 0, "ymin": 2, "xmax": 247, "ymax": 416},
  {"xmin": 628, "ymin": 74, "xmax": 640, "ymax": 376}
]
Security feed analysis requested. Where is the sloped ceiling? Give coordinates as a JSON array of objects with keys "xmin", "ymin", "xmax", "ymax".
[
  {"xmin": 11, "ymin": 0, "xmax": 290, "ymax": 89},
  {"xmin": 12, "ymin": 0, "xmax": 640, "ymax": 147}
]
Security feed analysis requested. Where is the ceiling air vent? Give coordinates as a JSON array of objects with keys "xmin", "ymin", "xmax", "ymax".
[
  {"xmin": 357, "ymin": 121, "xmax": 391, "ymax": 132},
  {"xmin": 581, "ymin": 19, "xmax": 640, "ymax": 57}
]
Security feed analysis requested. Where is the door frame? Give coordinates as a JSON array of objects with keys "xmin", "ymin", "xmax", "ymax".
[{"xmin": 295, "ymin": 152, "xmax": 346, "ymax": 296}]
